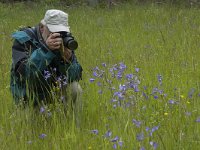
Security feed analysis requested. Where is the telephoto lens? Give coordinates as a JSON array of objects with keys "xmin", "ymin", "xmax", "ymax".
[{"xmin": 60, "ymin": 32, "xmax": 78, "ymax": 50}]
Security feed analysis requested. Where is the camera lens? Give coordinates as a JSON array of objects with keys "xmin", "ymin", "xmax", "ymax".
[
  {"xmin": 68, "ymin": 40, "xmax": 78, "ymax": 50},
  {"xmin": 63, "ymin": 37, "xmax": 78, "ymax": 50}
]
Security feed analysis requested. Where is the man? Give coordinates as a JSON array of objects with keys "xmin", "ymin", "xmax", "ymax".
[{"xmin": 10, "ymin": 9, "xmax": 83, "ymax": 111}]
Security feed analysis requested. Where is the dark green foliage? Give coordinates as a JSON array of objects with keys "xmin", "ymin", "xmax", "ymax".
[{"xmin": 0, "ymin": 0, "xmax": 200, "ymax": 7}]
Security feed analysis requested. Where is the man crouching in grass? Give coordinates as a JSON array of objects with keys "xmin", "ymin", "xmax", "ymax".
[{"xmin": 10, "ymin": 9, "xmax": 83, "ymax": 126}]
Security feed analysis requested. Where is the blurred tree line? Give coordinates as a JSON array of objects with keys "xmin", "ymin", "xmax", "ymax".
[{"xmin": 0, "ymin": 0, "xmax": 200, "ymax": 7}]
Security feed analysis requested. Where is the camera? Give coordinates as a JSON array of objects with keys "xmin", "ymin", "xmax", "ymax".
[{"xmin": 59, "ymin": 32, "xmax": 78, "ymax": 50}]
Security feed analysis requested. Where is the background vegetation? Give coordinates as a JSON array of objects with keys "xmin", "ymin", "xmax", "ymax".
[
  {"xmin": 0, "ymin": 1, "xmax": 200, "ymax": 150},
  {"xmin": 1, "ymin": 0, "xmax": 200, "ymax": 7}
]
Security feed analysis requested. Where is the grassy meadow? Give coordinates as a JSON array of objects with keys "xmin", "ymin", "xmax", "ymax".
[{"xmin": 0, "ymin": 2, "xmax": 200, "ymax": 150}]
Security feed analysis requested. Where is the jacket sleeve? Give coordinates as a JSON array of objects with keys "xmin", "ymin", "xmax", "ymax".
[{"xmin": 12, "ymin": 31, "xmax": 56, "ymax": 78}]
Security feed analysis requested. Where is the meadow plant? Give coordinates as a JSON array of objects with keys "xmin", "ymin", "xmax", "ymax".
[{"xmin": 0, "ymin": 2, "xmax": 200, "ymax": 150}]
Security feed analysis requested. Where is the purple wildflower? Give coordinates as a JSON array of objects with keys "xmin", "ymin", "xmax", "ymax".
[
  {"xmin": 102, "ymin": 63, "xmax": 106, "ymax": 67},
  {"xmin": 97, "ymin": 82, "xmax": 102, "ymax": 86},
  {"xmin": 104, "ymin": 130, "xmax": 112, "ymax": 138},
  {"xmin": 113, "ymin": 92, "xmax": 124, "ymax": 100},
  {"xmin": 40, "ymin": 107, "xmax": 45, "ymax": 113},
  {"xmin": 152, "ymin": 87, "xmax": 159, "ymax": 94},
  {"xmin": 196, "ymin": 117, "xmax": 200, "ymax": 122},
  {"xmin": 39, "ymin": 133, "xmax": 47, "ymax": 139},
  {"xmin": 135, "ymin": 68, "xmax": 140, "ymax": 73},
  {"xmin": 110, "ymin": 87, "xmax": 116, "ymax": 90},
  {"xmin": 136, "ymin": 132, "xmax": 144, "ymax": 141},
  {"xmin": 168, "ymin": 100, "xmax": 176, "ymax": 104},
  {"xmin": 111, "ymin": 99, "xmax": 118, "ymax": 103},
  {"xmin": 140, "ymin": 147, "xmax": 145, "ymax": 150},
  {"xmin": 119, "ymin": 141, "xmax": 123, "ymax": 147},
  {"xmin": 146, "ymin": 127, "xmax": 150, "ymax": 132},
  {"xmin": 44, "ymin": 70, "xmax": 51, "ymax": 80},
  {"xmin": 116, "ymin": 71, "xmax": 123, "ymax": 79},
  {"xmin": 93, "ymin": 71, "xmax": 98, "ymax": 77},
  {"xmin": 157, "ymin": 74, "xmax": 162, "ymax": 85},
  {"xmin": 93, "ymin": 66, "xmax": 99, "ymax": 71},
  {"xmin": 113, "ymin": 143, "xmax": 117, "ymax": 149},
  {"xmin": 150, "ymin": 126, "xmax": 159, "ymax": 136},
  {"xmin": 142, "ymin": 92, "xmax": 149, "ymax": 99},
  {"xmin": 113, "ymin": 104, "xmax": 117, "ymax": 108},
  {"xmin": 185, "ymin": 112, "xmax": 191, "ymax": 116},
  {"xmin": 134, "ymin": 84, "xmax": 139, "ymax": 92},
  {"xmin": 98, "ymin": 90, "xmax": 103, "ymax": 94},
  {"xmin": 188, "ymin": 88, "xmax": 195, "ymax": 98},
  {"xmin": 152, "ymin": 126, "xmax": 159, "ymax": 132},
  {"xmin": 91, "ymin": 129, "xmax": 98, "ymax": 135},
  {"xmin": 89, "ymin": 78, "xmax": 95, "ymax": 82},
  {"xmin": 143, "ymin": 86, "xmax": 147, "ymax": 90},
  {"xmin": 119, "ymin": 84, "xmax": 127, "ymax": 91},
  {"xmin": 126, "ymin": 74, "xmax": 133, "ymax": 80},
  {"xmin": 119, "ymin": 62, "xmax": 126, "ymax": 70},
  {"xmin": 146, "ymin": 126, "xmax": 159, "ymax": 137},
  {"xmin": 154, "ymin": 95, "xmax": 158, "ymax": 99},
  {"xmin": 132, "ymin": 119, "xmax": 142, "ymax": 127},
  {"xmin": 111, "ymin": 136, "xmax": 119, "ymax": 142},
  {"xmin": 150, "ymin": 141, "xmax": 158, "ymax": 149}
]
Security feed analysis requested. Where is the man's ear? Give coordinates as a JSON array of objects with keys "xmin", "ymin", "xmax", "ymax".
[{"xmin": 40, "ymin": 23, "xmax": 45, "ymax": 33}]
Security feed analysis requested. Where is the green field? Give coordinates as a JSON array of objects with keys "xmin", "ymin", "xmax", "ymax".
[{"xmin": 0, "ymin": 2, "xmax": 200, "ymax": 150}]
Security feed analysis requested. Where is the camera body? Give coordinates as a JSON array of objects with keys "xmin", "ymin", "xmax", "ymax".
[{"xmin": 59, "ymin": 32, "xmax": 78, "ymax": 50}]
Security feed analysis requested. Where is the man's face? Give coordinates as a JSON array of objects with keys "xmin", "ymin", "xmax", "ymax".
[{"xmin": 41, "ymin": 25, "xmax": 51, "ymax": 41}]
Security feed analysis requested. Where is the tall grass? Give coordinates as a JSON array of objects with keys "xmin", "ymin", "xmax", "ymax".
[{"xmin": 0, "ymin": 2, "xmax": 200, "ymax": 150}]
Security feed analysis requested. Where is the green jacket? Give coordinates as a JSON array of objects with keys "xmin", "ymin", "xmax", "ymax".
[{"xmin": 10, "ymin": 25, "xmax": 82, "ymax": 105}]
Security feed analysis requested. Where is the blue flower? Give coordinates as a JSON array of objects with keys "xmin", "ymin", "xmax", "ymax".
[
  {"xmin": 111, "ymin": 136, "xmax": 119, "ymax": 142},
  {"xmin": 119, "ymin": 62, "xmax": 126, "ymax": 70},
  {"xmin": 43, "ymin": 70, "xmax": 51, "ymax": 80},
  {"xmin": 188, "ymin": 88, "xmax": 195, "ymax": 98},
  {"xmin": 89, "ymin": 78, "xmax": 95, "ymax": 82},
  {"xmin": 102, "ymin": 63, "xmax": 106, "ymax": 67},
  {"xmin": 119, "ymin": 84, "xmax": 127, "ymax": 91},
  {"xmin": 126, "ymin": 74, "xmax": 133, "ymax": 80},
  {"xmin": 119, "ymin": 141, "xmax": 123, "ymax": 147},
  {"xmin": 104, "ymin": 130, "xmax": 112, "ymax": 138},
  {"xmin": 132, "ymin": 119, "xmax": 142, "ymax": 127},
  {"xmin": 97, "ymin": 82, "xmax": 102, "ymax": 86},
  {"xmin": 154, "ymin": 95, "xmax": 158, "ymax": 99},
  {"xmin": 150, "ymin": 126, "xmax": 159, "ymax": 136},
  {"xmin": 113, "ymin": 143, "xmax": 117, "ymax": 149},
  {"xmin": 39, "ymin": 133, "xmax": 47, "ymax": 139},
  {"xmin": 91, "ymin": 129, "xmax": 98, "ymax": 135},
  {"xmin": 146, "ymin": 126, "xmax": 159, "ymax": 136},
  {"xmin": 140, "ymin": 147, "xmax": 145, "ymax": 150},
  {"xmin": 136, "ymin": 132, "xmax": 144, "ymax": 141},
  {"xmin": 93, "ymin": 71, "xmax": 98, "ymax": 77},
  {"xmin": 113, "ymin": 92, "xmax": 124, "ymax": 100},
  {"xmin": 196, "ymin": 117, "xmax": 200, "ymax": 122},
  {"xmin": 150, "ymin": 141, "xmax": 158, "ymax": 149},
  {"xmin": 157, "ymin": 74, "xmax": 162, "ymax": 85},
  {"xmin": 185, "ymin": 112, "xmax": 191, "ymax": 116},
  {"xmin": 135, "ymin": 68, "xmax": 139, "ymax": 73},
  {"xmin": 98, "ymin": 90, "xmax": 103, "ymax": 94},
  {"xmin": 168, "ymin": 100, "xmax": 177, "ymax": 104},
  {"xmin": 40, "ymin": 107, "xmax": 45, "ymax": 113}
]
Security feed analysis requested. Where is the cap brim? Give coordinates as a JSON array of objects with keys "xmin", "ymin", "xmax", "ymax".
[{"xmin": 47, "ymin": 24, "xmax": 70, "ymax": 32}]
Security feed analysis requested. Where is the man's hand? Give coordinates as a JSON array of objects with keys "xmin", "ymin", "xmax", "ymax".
[{"xmin": 46, "ymin": 33, "xmax": 62, "ymax": 50}]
